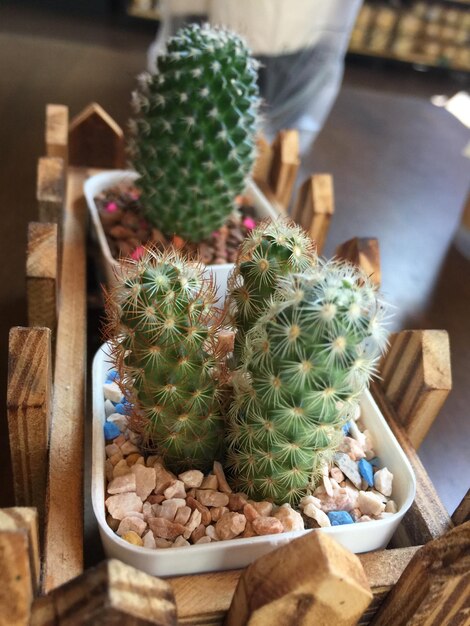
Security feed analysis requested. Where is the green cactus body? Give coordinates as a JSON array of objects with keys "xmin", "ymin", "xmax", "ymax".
[
  {"xmin": 226, "ymin": 260, "xmax": 388, "ymax": 505},
  {"xmin": 128, "ymin": 23, "xmax": 260, "ymax": 242},
  {"xmin": 227, "ymin": 219, "xmax": 317, "ymax": 360},
  {"xmin": 106, "ymin": 247, "xmax": 225, "ymax": 473}
]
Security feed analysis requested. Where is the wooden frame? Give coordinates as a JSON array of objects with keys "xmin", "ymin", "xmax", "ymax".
[{"xmin": 0, "ymin": 103, "xmax": 466, "ymax": 626}]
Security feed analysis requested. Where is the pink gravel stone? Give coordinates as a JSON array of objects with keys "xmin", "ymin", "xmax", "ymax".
[
  {"xmin": 186, "ymin": 496, "xmax": 212, "ymax": 526},
  {"xmin": 174, "ymin": 506, "xmax": 192, "ymax": 525},
  {"xmin": 154, "ymin": 464, "xmax": 177, "ymax": 495},
  {"xmin": 196, "ymin": 489, "xmax": 229, "ymax": 508},
  {"xmin": 215, "ymin": 512, "xmax": 246, "ymax": 540},
  {"xmin": 173, "ymin": 536, "xmax": 190, "ymax": 548},
  {"xmin": 143, "ymin": 531, "xmax": 156, "ymax": 549},
  {"xmin": 210, "ymin": 506, "xmax": 229, "ymax": 523},
  {"xmin": 228, "ymin": 493, "xmax": 248, "ymax": 511},
  {"xmin": 113, "ymin": 459, "xmax": 131, "ymax": 478},
  {"xmin": 330, "ymin": 467, "xmax": 345, "ymax": 483},
  {"xmin": 195, "ymin": 536, "xmax": 211, "ymax": 544},
  {"xmin": 249, "ymin": 501, "xmax": 274, "ymax": 517},
  {"xmin": 200, "ymin": 474, "xmax": 218, "ymax": 490},
  {"xmin": 131, "ymin": 464, "xmax": 156, "ymax": 501},
  {"xmin": 184, "ymin": 509, "xmax": 202, "ymax": 537},
  {"xmin": 105, "ymin": 493, "xmax": 143, "ymax": 520},
  {"xmin": 252, "ymin": 516, "xmax": 283, "ymax": 536},
  {"xmin": 273, "ymin": 505, "xmax": 304, "ymax": 532},
  {"xmin": 164, "ymin": 480, "xmax": 186, "ymax": 500},
  {"xmin": 190, "ymin": 523, "xmax": 206, "ymax": 543},
  {"xmin": 160, "ymin": 498, "xmax": 186, "ymax": 521},
  {"xmin": 120, "ymin": 441, "xmax": 140, "ymax": 456},
  {"xmin": 107, "ymin": 473, "xmax": 136, "ymax": 495},
  {"xmin": 105, "ymin": 443, "xmax": 120, "ymax": 458},
  {"xmin": 178, "ymin": 469, "xmax": 204, "ymax": 489},
  {"xmin": 117, "ymin": 516, "xmax": 147, "ymax": 537},
  {"xmin": 243, "ymin": 503, "xmax": 260, "ymax": 522},
  {"xmin": 205, "ymin": 525, "xmax": 219, "ymax": 541},
  {"xmin": 213, "ymin": 461, "xmax": 232, "ymax": 494},
  {"xmin": 155, "ymin": 538, "xmax": 173, "ymax": 548},
  {"xmin": 148, "ymin": 517, "xmax": 187, "ymax": 540}
]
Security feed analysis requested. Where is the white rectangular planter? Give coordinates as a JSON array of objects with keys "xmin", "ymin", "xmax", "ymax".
[
  {"xmin": 84, "ymin": 170, "xmax": 279, "ymax": 300},
  {"xmin": 92, "ymin": 343, "xmax": 416, "ymax": 578}
]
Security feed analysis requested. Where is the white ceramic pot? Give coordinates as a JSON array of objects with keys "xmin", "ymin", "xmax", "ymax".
[
  {"xmin": 84, "ymin": 170, "xmax": 278, "ymax": 300},
  {"xmin": 92, "ymin": 343, "xmax": 416, "ymax": 578}
]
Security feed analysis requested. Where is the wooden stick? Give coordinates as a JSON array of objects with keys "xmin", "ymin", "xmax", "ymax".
[
  {"xmin": 452, "ymin": 488, "xmax": 470, "ymax": 526},
  {"xmin": 169, "ymin": 547, "xmax": 418, "ymax": 626},
  {"xmin": 68, "ymin": 102, "xmax": 125, "ymax": 169},
  {"xmin": 371, "ymin": 522, "xmax": 470, "ymax": 626},
  {"xmin": 36, "ymin": 156, "xmax": 65, "ymax": 227},
  {"xmin": 371, "ymin": 381, "xmax": 453, "ymax": 546},
  {"xmin": 291, "ymin": 174, "xmax": 334, "ymax": 254},
  {"xmin": 0, "ymin": 508, "xmax": 40, "ymax": 595},
  {"xmin": 42, "ymin": 168, "xmax": 87, "ymax": 593},
  {"xmin": 252, "ymin": 134, "xmax": 273, "ymax": 184},
  {"xmin": 31, "ymin": 559, "xmax": 177, "ymax": 626},
  {"xmin": 268, "ymin": 129, "xmax": 300, "ymax": 211},
  {"xmin": 0, "ymin": 530, "xmax": 34, "ymax": 626},
  {"xmin": 7, "ymin": 328, "xmax": 52, "ymax": 524},
  {"xmin": 336, "ymin": 237, "xmax": 381, "ymax": 287},
  {"xmin": 380, "ymin": 330, "xmax": 452, "ymax": 449},
  {"xmin": 45, "ymin": 104, "xmax": 69, "ymax": 167},
  {"xmin": 26, "ymin": 222, "xmax": 58, "ymax": 332}
]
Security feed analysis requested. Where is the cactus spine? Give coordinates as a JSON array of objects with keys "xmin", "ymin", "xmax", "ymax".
[
  {"xmin": 226, "ymin": 259, "xmax": 388, "ymax": 505},
  {"xmin": 105, "ymin": 247, "xmax": 225, "ymax": 473},
  {"xmin": 227, "ymin": 219, "xmax": 317, "ymax": 360},
  {"xmin": 128, "ymin": 23, "xmax": 260, "ymax": 242}
]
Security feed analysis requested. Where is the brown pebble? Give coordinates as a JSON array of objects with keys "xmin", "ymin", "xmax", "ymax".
[
  {"xmin": 110, "ymin": 225, "xmax": 132, "ymax": 240},
  {"xmin": 106, "ymin": 514, "xmax": 120, "ymax": 532},
  {"xmin": 109, "ymin": 451, "xmax": 123, "ymax": 466},
  {"xmin": 190, "ymin": 523, "xmax": 206, "ymax": 544},
  {"xmin": 252, "ymin": 516, "xmax": 284, "ymax": 536},
  {"xmin": 215, "ymin": 512, "xmax": 246, "ymax": 540},
  {"xmin": 174, "ymin": 506, "xmax": 192, "ymax": 525},
  {"xmin": 243, "ymin": 502, "xmax": 260, "ymax": 522},
  {"xmin": 105, "ymin": 459, "xmax": 114, "ymax": 482},
  {"xmin": 229, "ymin": 493, "xmax": 248, "ymax": 512},
  {"xmin": 126, "ymin": 453, "xmax": 142, "ymax": 467},
  {"xmin": 184, "ymin": 509, "xmax": 202, "ymax": 538},
  {"xmin": 200, "ymin": 475, "xmax": 218, "ymax": 490},
  {"xmin": 113, "ymin": 434, "xmax": 127, "ymax": 447},
  {"xmin": 148, "ymin": 517, "xmax": 187, "ymax": 540},
  {"xmin": 210, "ymin": 506, "xmax": 229, "ymax": 523},
  {"xmin": 213, "ymin": 461, "xmax": 232, "ymax": 494},
  {"xmin": 186, "ymin": 496, "xmax": 212, "ymax": 526},
  {"xmin": 241, "ymin": 521, "xmax": 256, "ymax": 538},
  {"xmin": 154, "ymin": 463, "xmax": 177, "ymax": 495},
  {"xmin": 147, "ymin": 494, "xmax": 165, "ymax": 505}
]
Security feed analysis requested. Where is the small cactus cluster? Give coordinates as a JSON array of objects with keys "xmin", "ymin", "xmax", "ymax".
[
  {"xmin": 227, "ymin": 219, "xmax": 317, "ymax": 360},
  {"xmin": 128, "ymin": 23, "xmax": 260, "ymax": 242},
  {"xmin": 105, "ymin": 247, "xmax": 225, "ymax": 474},
  {"xmin": 225, "ymin": 256, "xmax": 388, "ymax": 505}
]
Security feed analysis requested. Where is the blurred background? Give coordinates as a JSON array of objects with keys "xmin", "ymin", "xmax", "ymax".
[{"xmin": 0, "ymin": 0, "xmax": 468, "ymax": 520}]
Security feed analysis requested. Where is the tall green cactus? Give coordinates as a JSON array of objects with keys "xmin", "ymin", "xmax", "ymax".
[
  {"xmin": 226, "ymin": 259, "xmax": 388, "ymax": 505},
  {"xmin": 226, "ymin": 219, "xmax": 317, "ymax": 360},
  {"xmin": 105, "ymin": 247, "xmax": 225, "ymax": 473},
  {"xmin": 128, "ymin": 23, "xmax": 260, "ymax": 242}
]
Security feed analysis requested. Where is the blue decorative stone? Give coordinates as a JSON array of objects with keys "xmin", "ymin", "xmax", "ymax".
[
  {"xmin": 327, "ymin": 511, "xmax": 354, "ymax": 526},
  {"xmin": 104, "ymin": 421, "xmax": 121, "ymax": 440},
  {"xmin": 114, "ymin": 402, "xmax": 128, "ymax": 415},
  {"xmin": 358, "ymin": 458, "xmax": 374, "ymax": 487},
  {"xmin": 106, "ymin": 369, "xmax": 119, "ymax": 383},
  {"xmin": 342, "ymin": 421, "xmax": 351, "ymax": 436}
]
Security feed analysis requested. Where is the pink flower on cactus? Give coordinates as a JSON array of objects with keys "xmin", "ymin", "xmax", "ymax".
[
  {"xmin": 131, "ymin": 246, "xmax": 145, "ymax": 260},
  {"xmin": 243, "ymin": 217, "xmax": 256, "ymax": 230},
  {"xmin": 105, "ymin": 202, "xmax": 118, "ymax": 213}
]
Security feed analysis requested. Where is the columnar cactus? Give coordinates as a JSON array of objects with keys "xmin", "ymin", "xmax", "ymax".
[
  {"xmin": 226, "ymin": 219, "xmax": 317, "ymax": 359},
  {"xmin": 128, "ymin": 23, "xmax": 261, "ymax": 242},
  {"xmin": 226, "ymin": 260, "xmax": 388, "ymax": 505},
  {"xmin": 105, "ymin": 247, "xmax": 225, "ymax": 473}
]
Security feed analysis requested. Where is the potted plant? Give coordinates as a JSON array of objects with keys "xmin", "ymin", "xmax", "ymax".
[
  {"xmin": 85, "ymin": 23, "xmax": 278, "ymax": 295},
  {"xmin": 91, "ymin": 220, "xmax": 415, "ymax": 577}
]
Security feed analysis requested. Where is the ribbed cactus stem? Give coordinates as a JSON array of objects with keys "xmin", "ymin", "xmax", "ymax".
[
  {"xmin": 105, "ymin": 247, "xmax": 225, "ymax": 473},
  {"xmin": 227, "ymin": 219, "xmax": 317, "ymax": 360},
  {"xmin": 226, "ymin": 259, "xmax": 389, "ymax": 505},
  {"xmin": 128, "ymin": 23, "xmax": 261, "ymax": 242}
]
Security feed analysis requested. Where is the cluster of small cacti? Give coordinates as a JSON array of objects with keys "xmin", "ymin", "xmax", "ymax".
[
  {"xmin": 105, "ymin": 248, "xmax": 225, "ymax": 474},
  {"xmin": 225, "ymin": 258, "xmax": 388, "ymax": 505},
  {"xmin": 226, "ymin": 219, "xmax": 317, "ymax": 360},
  {"xmin": 104, "ymin": 22, "xmax": 388, "ymax": 508},
  {"xmin": 128, "ymin": 23, "xmax": 260, "ymax": 242}
]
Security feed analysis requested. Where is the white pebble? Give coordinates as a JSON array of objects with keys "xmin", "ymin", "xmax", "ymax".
[
  {"xmin": 299, "ymin": 495, "xmax": 322, "ymax": 510},
  {"xmin": 107, "ymin": 413, "xmax": 128, "ymax": 431},
  {"xmin": 103, "ymin": 381, "xmax": 122, "ymax": 404},
  {"xmin": 357, "ymin": 490, "xmax": 386, "ymax": 516},
  {"xmin": 385, "ymin": 500, "xmax": 398, "ymax": 513},
  {"xmin": 143, "ymin": 530, "xmax": 156, "ymax": 549},
  {"xmin": 303, "ymin": 503, "xmax": 331, "ymax": 527},
  {"xmin": 105, "ymin": 400, "xmax": 117, "ymax": 417},
  {"xmin": 374, "ymin": 467, "xmax": 393, "ymax": 497},
  {"xmin": 173, "ymin": 536, "xmax": 190, "ymax": 548}
]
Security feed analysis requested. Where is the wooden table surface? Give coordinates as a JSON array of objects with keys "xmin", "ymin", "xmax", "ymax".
[{"xmin": 0, "ymin": 6, "xmax": 468, "ymax": 518}]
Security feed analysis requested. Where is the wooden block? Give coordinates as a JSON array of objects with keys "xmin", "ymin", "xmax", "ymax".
[
  {"xmin": 372, "ymin": 522, "xmax": 470, "ymax": 626},
  {"xmin": 45, "ymin": 104, "xmax": 69, "ymax": 167},
  {"xmin": 380, "ymin": 330, "xmax": 452, "ymax": 448},
  {"xmin": 170, "ymin": 547, "xmax": 417, "ymax": 626},
  {"xmin": 27, "ymin": 222, "xmax": 58, "ymax": 331},
  {"xmin": 225, "ymin": 531, "xmax": 372, "ymax": 626},
  {"xmin": 0, "ymin": 508, "xmax": 40, "ymax": 593},
  {"xmin": 68, "ymin": 102, "xmax": 124, "ymax": 169},
  {"xmin": 0, "ymin": 530, "xmax": 34, "ymax": 626},
  {"xmin": 371, "ymin": 381, "xmax": 453, "ymax": 546},
  {"xmin": 37, "ymin": 156, "xmax": 65, "ymax": 226},
  {"xmin": 252, "ymin": 134, "xmax": 273, "ymax": 184},
  {"xmin": 42, "ymin": 168, "xmax": 87, "ymax": 593},
  {"xmin": 292, "ymin": 174, "xmax": 334, "ymax": 254},
  {"xmin": 336, "ymin": 237, "xmax": 381, "ymax": 286},
  {"xmin": 268, "ymin": 129, "xmax": 300, "ymax": 211},
  {"xmin": 7, "ymin": 327, "xmax": 52, "ymax": 523},
  {"xmin": 31, "ymin": 559, "xmax": 177, "ymax": 626},
  {"xmin": 452, "ymin": 488, "xmax": 470, "ymax": 526}
]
